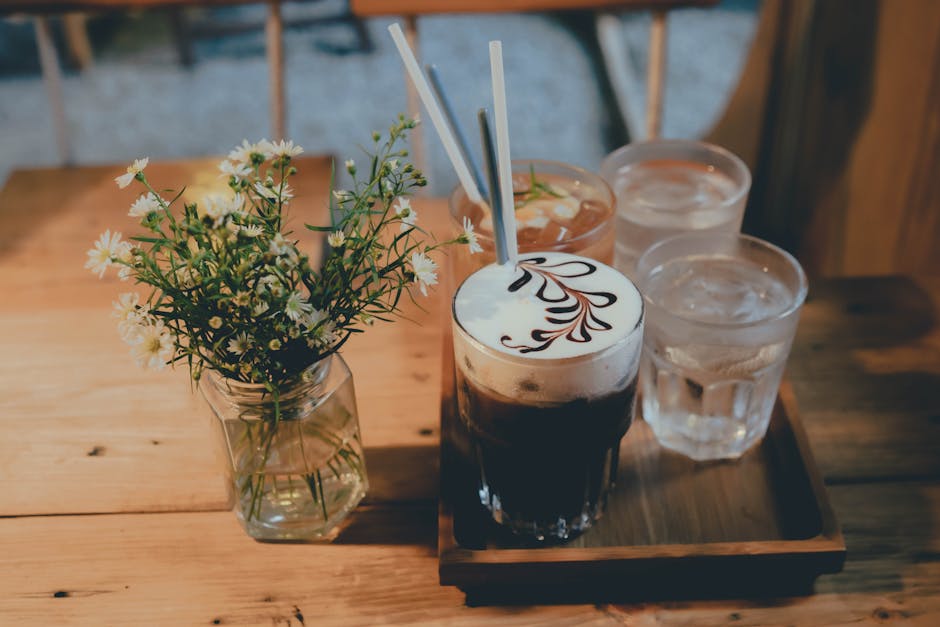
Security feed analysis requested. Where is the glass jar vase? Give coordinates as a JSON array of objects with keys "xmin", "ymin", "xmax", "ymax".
[{"xmin": 201, "ymin": 354, "xmax": 368, "ymax": 541}]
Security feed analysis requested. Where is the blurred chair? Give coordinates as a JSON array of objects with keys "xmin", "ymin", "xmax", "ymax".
[
  {"xmin": 351, "ymin": 0, "xmax": 718, "ymax": 175},
  {"xmin": 0, "ymin": 0, "xmax": 365, "ymax": 164}
]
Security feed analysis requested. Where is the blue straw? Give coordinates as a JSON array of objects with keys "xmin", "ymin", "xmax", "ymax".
[
  {"xmin": 427, "ymin": 64, "xmax": 489, "ymax": 200},
  {"xmin": 478, "ymin": 108, "xmax": 509, "ymax": 266}
]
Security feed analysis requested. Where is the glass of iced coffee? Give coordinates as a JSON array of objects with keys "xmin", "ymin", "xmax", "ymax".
[
  {"xmin": 452, "ymin": 252, "xmax": 644, "ymax": 542},
  {"xmin": 600, "ymin": 140, "xmax": 751, "ymax": 280},
  {"xmin": 448, "ymin": 160, "xmax": 615, "ymax": 284}
]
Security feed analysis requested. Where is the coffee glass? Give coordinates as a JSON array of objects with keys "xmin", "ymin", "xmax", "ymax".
[
  {"xmin": 452, "ymin": 252, "xmax": 644, "ymax": 541},
  {"xmin": 600, "ymin": 140, "xmax": 751, "ymax": 280},
  {"xmin": 448, "ymin": 160, "xmax": 615, "ymax": 285},
  {"xmin": 636, "ymin": 232, "xmax": 808, "ymax": 461}
]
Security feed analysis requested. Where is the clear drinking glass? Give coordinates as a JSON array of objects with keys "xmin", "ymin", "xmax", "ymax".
[
  {"xmin": 636, "ymin": 232, "xmax": 808, "ymax": 461},
  {"xmin": 448, "ymin": 159, "xmax": 615, "ymax": 285},
  {"xmin": 452, "ymin": 253, "xmax": 644, "ymax": 541},
  {"xmin": 600, "ymin": 140, "xmax": 751, "ymax": 280}
]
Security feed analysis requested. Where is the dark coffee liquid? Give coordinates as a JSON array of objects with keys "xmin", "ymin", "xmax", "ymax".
[{"xmin": 456, "ymin": 370, "xmax": 638, "ymax": 540}]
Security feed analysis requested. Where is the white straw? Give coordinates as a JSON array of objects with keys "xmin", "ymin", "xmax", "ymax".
[
  {"xmin": 387, "ymin": 24, "xmax": 483, "ymax": 204},
  {"xmin": 489, "ymin": 41, "xmax": 518, "ymax": 266}
]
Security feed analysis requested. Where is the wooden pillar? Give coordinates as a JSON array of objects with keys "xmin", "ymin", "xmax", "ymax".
[
  {"xmin": 34, "ymin": 17, "xmax": 73, "ymax": 165},
  {"xmin": 646, "ymin": 9, "xmax": 667, "ymax": 139},
  {"xmin": 266, "ymin": 0, "xmax": 286, "ymax": 141}
]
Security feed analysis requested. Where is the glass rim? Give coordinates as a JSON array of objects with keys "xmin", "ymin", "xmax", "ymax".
[
  {"xmin": 635, "ymin": 231, "xmax": 808, "ymax": 330},
  {"xmin": 448, "ymin": 158, "xmax": 615, "ymax": 248},
  {"xmin": 451, "ymin": 258, "xmax": 644, "ymax": 367},
  {"xmin": 600, "ymin": 139, "xmax": 752, "ymax": 213}
]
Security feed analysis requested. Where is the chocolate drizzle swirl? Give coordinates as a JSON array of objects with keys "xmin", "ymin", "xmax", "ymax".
[{"xmin": 500, "ymin": 256, "xmax": 618, "ymax": 354}]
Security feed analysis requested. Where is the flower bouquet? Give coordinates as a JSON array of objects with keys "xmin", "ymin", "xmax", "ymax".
[{"xmin": 86, "ymin": 116, "xmax": 478, "ymax": 539}]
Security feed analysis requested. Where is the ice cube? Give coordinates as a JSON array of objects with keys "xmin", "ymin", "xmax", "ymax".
[
  {"xmin": 550, "ymin": 197, "xmax": 580, "ymax": 220},
  {"xmin": 664, "ymin": 343, "xmax": 786, "ymax": 377}
]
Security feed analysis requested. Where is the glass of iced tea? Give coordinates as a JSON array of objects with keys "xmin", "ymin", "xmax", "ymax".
[{"xmin": 448, "ymin": 160, "xmax": 615, "ymax": 284}]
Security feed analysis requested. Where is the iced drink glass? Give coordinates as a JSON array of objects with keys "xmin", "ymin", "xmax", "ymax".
[
  {"xmin": 600, "ymin": 140, "xmax": 751, "ymax": 279},
  {"xmin": 448, "ymin": 160, "xmax": 615, "ymax": 284},
  {"xmin": 452, "ymin": 252, "xmax": 644, "ymax": 541},
  {"xmin": 636, "ymin": 232, "xmax": 808, "ymax": 461}
]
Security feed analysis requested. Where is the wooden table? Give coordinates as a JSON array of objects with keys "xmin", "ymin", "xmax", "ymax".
[{"xmin": 1, "ymin": 158, "xmax": 938, "ymax": 625}]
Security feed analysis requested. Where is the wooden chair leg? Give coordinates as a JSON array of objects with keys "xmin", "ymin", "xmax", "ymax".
[
  {"xmin": 646, "ymin": 9, "xmax": 667, "ymax": 139},
  {"xmin": 63, "ymin": 14, "xmax": 93, "ymax": 71},
  {"xmin": 403, "ymin": 15, "xmax": 427, "ymax": 186},
  {"xmin": 266, "ymin": 0, "xmax": 286, "ymax": 141},
  {"xmin": 34, "ymin": 17, "xmax": 73, "ymax": 165},
  {"xmin": 168, "ymin": 8, "xmax": 195, "ymax": 68},
  {"xmin": 596, "ymin": 11, "xmax": 644, "ymax": 142}
]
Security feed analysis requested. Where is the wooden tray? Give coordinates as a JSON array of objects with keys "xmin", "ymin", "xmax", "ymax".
[{"xmin": 437, "ymin": 331, "xmax": 846, "ymax": 602}]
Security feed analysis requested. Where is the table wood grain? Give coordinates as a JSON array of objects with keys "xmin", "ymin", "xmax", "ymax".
[{"xmin": 1, "ymin": 159, "xmax": 938, "ymax": 625}]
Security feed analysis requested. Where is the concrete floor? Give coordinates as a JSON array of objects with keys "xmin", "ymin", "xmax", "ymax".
[{"xmin": 0, "ymin": 1, "xmax": 757, "ymax": 193}]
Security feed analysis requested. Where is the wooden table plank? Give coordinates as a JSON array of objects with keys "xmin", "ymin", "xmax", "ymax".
[
  {"xmin": 0, "ymin": 511, "xmax": 614, "ymax": 626},
  {"xmin": 2, "ymin": 481, "xmax": 937, "ymax": 626},
  {"xmin": 789, "ymin": 276, "xmax": 940, "ymax": 483}
]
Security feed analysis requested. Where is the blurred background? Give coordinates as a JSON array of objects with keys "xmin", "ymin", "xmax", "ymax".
[{"xmin": 1, "ymin": 0, "xmax": 938, "ymax": 277}]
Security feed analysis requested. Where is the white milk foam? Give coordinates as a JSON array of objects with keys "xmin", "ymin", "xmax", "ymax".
[{"xmin": 453, "ymin": 252, "xmax": 644, "ymax": 401}]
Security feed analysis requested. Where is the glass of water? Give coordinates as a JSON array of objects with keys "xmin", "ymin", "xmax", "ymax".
[
  {"xmin": 636, "ymin": 232, "xmax": 808, "ymax": 461},
  {"xmin": 600, "ymin": 140, "xmax": 751, "ymax": 280}
]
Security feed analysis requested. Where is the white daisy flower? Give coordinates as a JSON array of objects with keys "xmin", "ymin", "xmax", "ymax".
[
  {"xmin": 227, "ymin": 332, "xmax": 252, "ymax": 356},
  {"xmin": 173, "ymin": 265, "xmax": 199, "ymax": 289},
  {"xmin": 118, "ymin": 264, "xmax": 134, "ymax": 282},
  {"xmin": 301, "ymin": 307, "xmax": 328, "ymax": 331},
  {"xmin": 344, "ymin": 159, "xmax": 356, "ymax": 174},
  {"xmin": 270, "ymin": 139, "xmax": 303, "ymax": 158},
  {"xmin": 269, "ymin": 232, "xmax": 292, "ymax": 256},
  {"xmin": 85, "ymin": 230, "xmax": 126, "ymax": 278},
  {"xmin": 115, "ymin": 158, "xmax": 149, "ymax": 189},
  {"xmin": 252, "ymin": 301, "xmax": 270, "ymax": 317},
  {"xmin": 256, "ymin": 274, "xmax": 285, "ymax": 298},
  {"xmin": 128, "ymin": 192, "xmax": 164, "ymax": 218},
  {"xmin": 129, "ymin": 320, "xmax": 174, "ymax": 370},
  {"xmin": 410, "ymin": 252, "xmax": 438, "ymax": 296},
  {"xmin": 228, "ymin": 140, "xmax": 263, "ymax": 165},
  {"xmin": 327, "ymin": 230, "xmax": 346, "ymax": 248},
  {"xmin": 232, "ymin": 291, "xmax": 251, "ymax": 307},
  {"xmin": 388, "ymin": 159, "xmax": 399, "ymax": 171},
  {"xmin": 462, "ymin": 216, "xmax": 483, "ymax": 254},
  {"xmin": 284, "ymin": 291, "xmax": 313, "ymax": 323},
  {"xmin": 254, "ymin": 182, "xmax": 293, "ymax": 202},
  {"xmin": 332, "ymin": 189, "xmax": 351, "ymax": 202},
  {"xmin": 203, "ymin": 193, "xmax": 243, "ymax": 226},
  {"xmin": 112, "ymin": 292, "xmax": 139, "ymax": 320},
  {"xmin": 238, "ymin": 224, "xmax": 264, "ymax": 238},
  {"xmin": 218, "ymin": 159, "xmax": 252, "ymax": 180},
  {"xmin": 318, "ymin": 320, "xmax": 338, "ymax": 347},
  {"xmin": 112, "ymin": 292, "xmax": 150, "ymax": 338},
  {"xmin": 395, "ymin": 198, "xmax": 417, "ymax": 232},
  {"xmin": 256, "ymin": 139, "xmax": 277, "ymax": 159}
]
